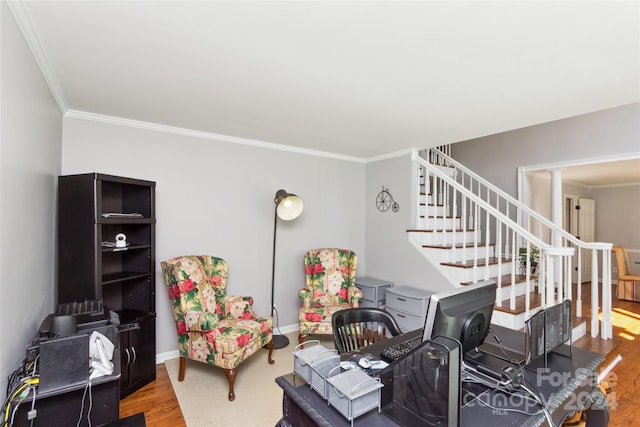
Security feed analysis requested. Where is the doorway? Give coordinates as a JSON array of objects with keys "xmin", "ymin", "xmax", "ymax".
[{"xmin": 564, "ymin": 195, "xmax": 595, "ymax": 283}]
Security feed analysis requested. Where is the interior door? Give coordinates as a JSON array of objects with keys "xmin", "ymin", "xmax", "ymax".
[
  {"xmin": 564, "ymin": 196, "xmax": 595, "ymax": 283},
  {"xmin": 577, "ymin": 198, "xmax": 596, "ymax": 280}
]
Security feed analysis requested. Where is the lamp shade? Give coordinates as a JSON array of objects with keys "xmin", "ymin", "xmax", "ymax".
[{"xmin": 274, "ymin": 189, "xmax": 304, "ymax": 221}]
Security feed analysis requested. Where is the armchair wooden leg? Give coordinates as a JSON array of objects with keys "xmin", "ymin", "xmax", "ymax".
[
  {"xmin": 224, "ymin": 368, "xmax": 237, "ymax": 401},
  {"xmin": 267, "ymin": 340, "xmax": 275, "ymax": 364},
  {"xmin": 178, "ymin": 356, "xmax": 186, "ymax": 381},
  {"xmin": 298, "ymin": 333, "xmax": 308, "ymax": 345}
]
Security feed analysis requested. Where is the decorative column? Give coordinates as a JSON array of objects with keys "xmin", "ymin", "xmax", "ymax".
[
  {"xmin": 549, "ymin": 168, "xmax": 564, "ymax": 246},
  {"xmin": 548, "ymin": 168, "xmax": 564, "ymax": 304}
]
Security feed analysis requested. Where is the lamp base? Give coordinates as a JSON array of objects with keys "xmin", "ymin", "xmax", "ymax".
[{"xmin": 272, "ymin": 334, "xmax": 290, "ymax": 349}]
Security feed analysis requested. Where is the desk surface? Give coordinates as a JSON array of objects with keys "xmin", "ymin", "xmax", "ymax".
[{"xmin": 277, "ymin": 326, "xmax": 604, "ymax": 427}]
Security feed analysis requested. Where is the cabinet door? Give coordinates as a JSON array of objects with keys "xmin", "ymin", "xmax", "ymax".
[
  {"xmin": 129, "ymin": 317, "xmax": 156, "ymax": 387},
  {"xmin": 119, "ymin": 330, "xmax": 131, "ymax": 390}
]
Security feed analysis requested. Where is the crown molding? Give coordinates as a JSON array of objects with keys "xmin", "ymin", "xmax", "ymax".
[
  {"xmin": 65, "ymin": 110, "xmax": 369, "ymax": 163},
  {"xmin": 7, "ymin": 0, "xmax": 67, "ymax": 114},
  {"xmin": 365, "ymin": 148, "xmax": 415, "ymax": 163},
  {"xmin": 9, "ymin": 0, "xmax": 411, "ymax": 164}
]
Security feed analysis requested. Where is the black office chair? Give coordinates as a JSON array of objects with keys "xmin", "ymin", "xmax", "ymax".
[{"xmin": 332, "ymin": 307, "xmax": 403, "ymax": 354}]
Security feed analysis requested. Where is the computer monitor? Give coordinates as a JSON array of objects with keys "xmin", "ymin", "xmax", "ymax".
[{"xmin": 421, "ymin": 280, "xmax": 497, "ymax": 353}]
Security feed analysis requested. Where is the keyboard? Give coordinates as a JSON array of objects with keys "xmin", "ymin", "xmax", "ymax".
[{"xmin": 380, "ymin": 335, "xmax": 422, "ymax": 362}]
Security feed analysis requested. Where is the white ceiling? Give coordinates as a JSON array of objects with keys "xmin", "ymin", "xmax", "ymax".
[{"xmin": 10, "ymin": 1, "xmax": 640, "ymax": 174}]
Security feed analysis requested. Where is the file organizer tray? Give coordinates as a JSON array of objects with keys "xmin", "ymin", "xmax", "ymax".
[
  {"xmin": 326, "ymin": 369, "xmax": 383, "ymax": 427},
  {"xmin": 309, "ymin": 349, "xmax": 340, "ymax": 398},
  {"xmin": 293, "ymin": 340, "xmax": 335, "ymax": 388}
]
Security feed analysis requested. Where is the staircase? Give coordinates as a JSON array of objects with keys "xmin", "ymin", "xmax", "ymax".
[{"xmin": 407, "ymin": 147, "xmax": 614, "ymax": 340}]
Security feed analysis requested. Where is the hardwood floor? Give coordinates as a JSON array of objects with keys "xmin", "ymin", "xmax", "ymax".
[
  {"xmin": 119, "ymin": 363, "xmax": 186, "ymax": 426},
  {"xmin": 572, "ymin": 288, "xmax": 640, "ymax": 426},
  {"xmin": 120, "ymin": 287, "xmax": 639, "ymax": 426}
]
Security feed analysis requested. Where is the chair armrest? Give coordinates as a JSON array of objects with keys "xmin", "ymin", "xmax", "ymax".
[
  {"xmin": 299, "ymin": 288, "xmax": 313, "ymax": 308},
  {"xmin": 223, "ymin": 295, "xmax": 258, "ymax": 319},
  {"xmin": 347, "ymin": 285, "xmax": 363, "ymax": 305}
]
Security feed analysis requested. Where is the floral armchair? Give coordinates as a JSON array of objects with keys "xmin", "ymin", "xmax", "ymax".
[
  {"xmin": 161, "ymin": 255, "xmax": 274, "ymax": 401},
  {"xmin": 298, "ymin": 248, "xmax": 362, "ymax": 344}
]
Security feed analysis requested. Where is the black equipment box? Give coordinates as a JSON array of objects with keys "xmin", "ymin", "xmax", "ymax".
[{"xmin": 379, "ymin": 335, "xmax": 462, "ymax": 427}]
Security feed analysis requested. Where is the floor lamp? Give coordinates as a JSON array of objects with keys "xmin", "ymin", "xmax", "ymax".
[{"xmin": 271, "ymin": 189, "xmax": 304, "ymax": 349}]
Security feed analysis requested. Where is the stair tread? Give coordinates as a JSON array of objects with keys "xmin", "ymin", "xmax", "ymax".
[
  {"xmin": 419, "ymin": 215, "xmax": 461, "ymax": 219},
  {"xmin": 423, "ymin": 242, "xmax": 495, "ymax": 249},
  {"xmin": 494, "ymin": 292, "xmax": 543, "ymax": 315},
  {"xmin": 461, "ymin": 273, "xmax": 537, "ymax": 287},
  {"xmin": 441, "ymin": 257, "xmax": 513, "ymax": 268},
  {"xmin": 419, "ymin": 202, "xmax": 445, "ymax": 207},
  {"xmin": 406, "ymin": 228, "xmax": 475, "ymax": 232}
]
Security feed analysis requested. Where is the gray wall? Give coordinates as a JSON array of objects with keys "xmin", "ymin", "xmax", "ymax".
[
  {"xmin": 364, "ymin": 104, "xmax": 639, "ymax": 298},
  {"xmin": 364, "ymin": 155, "xmax": 451, "ymax": 294},
  {"xmin": 1, "ymin": 2, "xmax": 62, "ymax": 393},
  {"xmin": 591, "ymin": 184, "xmax": 640, "ymax": 250},
  {"xmin": 450, "ymin": 103, "xmax": 639, "ymax": 198},
  {"xmin": 592, "ymin": 184, "xmax": 640, "ymax": 274},
  {"xmin": 451, "ymin": 103, "xmax": 640, "ymax": 277},
  {"xmin": 61, "ymin": 118, "xmax": 366, "ymax": 355}
]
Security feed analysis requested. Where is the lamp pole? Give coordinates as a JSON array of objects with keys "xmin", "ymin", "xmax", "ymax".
[{"xmin": 269, "ymin": 189, "xmax": 303, "ymax": 349}]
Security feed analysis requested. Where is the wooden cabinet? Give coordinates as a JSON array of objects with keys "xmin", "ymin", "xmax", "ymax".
[
  {"xmin": 57, "ymin": 173, "xmax": 156, "ymax": 398},
  {"xmin": 119, "ymin": 317, "xmax": 156, "ymax": 397},
  {"xmin": 384, "ymin": 286, "xmax": 432, "ymax": 332}
]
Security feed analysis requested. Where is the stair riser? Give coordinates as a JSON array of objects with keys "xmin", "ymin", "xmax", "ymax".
[
  {"xmin": 420, "ymin": 205, "xmax": 450, "ymax": 218},
  {"xmin": 412, "ymin": 231, "xmax": 478, "ymax": 245},
  {"xmin": 491, "ymin": 311, "xmax": 527, "ymax": 330},
  {"xmin": 419, "ymin": 195, "xmax": 457, "ymax": 209},
  {"xmin": 423, "ymin": 246, "xmax": 496, "ymax": 263},
  {"xmin": 417, "ymin": 216, "xmax": 461, "ymax": 230},
  {"xmin": 496, "ymin": 280, "xmax": 539, "ymax": 298},
  {"xmin": 441, "ymin": 263, "xmax": 520, "ymax": 283}
]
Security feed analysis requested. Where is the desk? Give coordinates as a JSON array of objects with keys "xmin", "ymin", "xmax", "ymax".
[{"xmin": 276, "ymin": 326, "xmax": 605, "ymax": 427}]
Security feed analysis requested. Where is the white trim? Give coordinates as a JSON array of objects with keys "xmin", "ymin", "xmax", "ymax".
[
  {"xmin": 7, "ymin": 0, "xmax": 67, "ymax": 114},
  {"xmin": 519, "ymin": 152, "xmax": 640, "ymax": 173},
  {"xmin": 365, "ymin": 148, "xmax": 415, "ymax": 163},
  {"xmin": 587, "ymin": 181, "xmax": 640, "ymax": 189},
  {"xmin": 65, "ymin": 110, "xmax": 369, "ymax": 163},
  {"xmin": 518, "ymin": 153, "xmax": 640, "ymax": 204},
  {"xmin": 156, "ymin": 350, "xmax": 180, "ymax": 364},
  {"xmin": 524, "ymin": 174, "xmax": 640, "ymax": 189}
]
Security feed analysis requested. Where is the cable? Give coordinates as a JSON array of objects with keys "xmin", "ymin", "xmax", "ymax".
[
  {"xmin": 461, "ymin": 377, "xmax": 540, "ymax": 406},
  {"xmin": 490, "ymin": 329, "xmax": 526, "ymax": 368},
  {"xmin": 463, "ymin": 388, "xmax": 547, "ymax": 417},
  {"xmin": 28, "ymin": 385, "xmax": 37, "ymax": 427},
  {"xmin": 521, "ymin": 383, "xmax": 555, "ymax": 427},
  {"xmin": 86, "ymin": 381, "xmax": 93, "ymax": 427},
  {"xmin": 272, "ymin": 305, "xmax": 286, "ymax": 336},
  {"xmin": 76, "ymin": 381, "xmax": 90, "ymax": 427},
  {"xmin": 3, "ymin": 378, "xmax": 39, "ymax": 427},
  {"xmin": 9, "ymin": 386, "xmax": 36, "ymax": 426},
  {"xmin": 488, "ymin": 329, "xmax": 555, "ymax": 426},
  {"xmin": 462, "ymin": 369, "xmax": 556, "ymax": 425}
]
